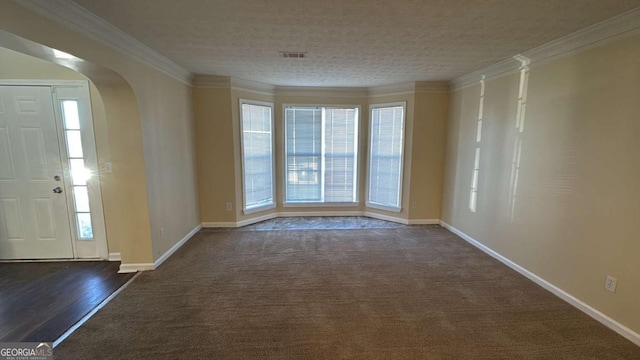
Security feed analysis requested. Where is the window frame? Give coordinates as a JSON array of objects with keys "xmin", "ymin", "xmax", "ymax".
[
  {"xmin": 282, "ymin": 103, "xmax": 361, "ymax": 207},
  {"xmin": 366, "ymin": 102, "xmax": 407, "ymax": 213},
  {"xmin": 239, "ymin": 99, "xmax": 277, "ymax": 214}
]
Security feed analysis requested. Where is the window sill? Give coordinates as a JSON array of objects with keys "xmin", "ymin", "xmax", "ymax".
[
  {"xmin": 283, "ymin": 202, "xmax": 359, "ymax": 208},
  {"xmin": 243, "ymin": 203, "xmax": 276, "ymax": 215},
  {"xmin": 365, "ymin": 202, "xmax": 402, "ymax": 213}
]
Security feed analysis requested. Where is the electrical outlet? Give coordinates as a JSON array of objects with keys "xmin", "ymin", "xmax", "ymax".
[
  {"xmin": 160, "ymin": 227, "xmax": 165, "ymax": 238},
  {"xmin": 604, "ymin": 275, "xmax": 617, "ymax": 293},
  {"xmin": 411, "ymin": 201, "xmax": 417, "ymax": 209},
  {"xmin": 226, "ymin": 202, "xmax": 233, "ymax": 211}
]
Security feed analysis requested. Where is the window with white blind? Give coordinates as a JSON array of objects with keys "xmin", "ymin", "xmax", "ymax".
[
  {"xmin": 285, "ymin": 106, "xmax": 359, "ymax": 204},
  {"xmin": 240, "ymin": 100, "xmax": 275, "ymax": 213},
  {"xmin": 367, "ymin": 103, "xmax": 406, "ymax": 212}
]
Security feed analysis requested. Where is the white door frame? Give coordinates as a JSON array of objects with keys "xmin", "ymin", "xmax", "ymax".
[{"xmin": 0, "ymin": 79, "xmax": 108, "ymax": 260}]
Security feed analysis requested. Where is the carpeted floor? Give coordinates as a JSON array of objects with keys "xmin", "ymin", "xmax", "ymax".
[
  {"xmin": 206, "ymin": 216, "xmax": 407, "ymax": 231},
  {"xmin": 55, "ymin": 222, "xmax": 640, "ymax": 359}
]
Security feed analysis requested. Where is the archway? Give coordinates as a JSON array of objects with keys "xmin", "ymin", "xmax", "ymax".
[{"xmin": 0, "ymin": 30, "xmax": 153, "ymax": 265}]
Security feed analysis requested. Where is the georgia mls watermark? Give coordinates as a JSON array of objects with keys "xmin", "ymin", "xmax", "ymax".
[{"xmin": 0, "ymin": 343, "xmax": 53, "ymax": 360}]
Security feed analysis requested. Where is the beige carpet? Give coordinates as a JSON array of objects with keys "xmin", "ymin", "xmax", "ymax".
[{"xmin": 55, "ymin": 224, "xmax": 640, "ymax": 359}]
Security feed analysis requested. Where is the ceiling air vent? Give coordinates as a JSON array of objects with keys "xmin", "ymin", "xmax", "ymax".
[{"xmin": 280, "ymin": 51, "xmax": 306, "ymax": 59}]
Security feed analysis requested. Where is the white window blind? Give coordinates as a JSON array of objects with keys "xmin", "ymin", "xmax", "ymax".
[
  {"xmin": 285, "ymin": 106, "xmax": 358, "ymax": 203},
  {"xmin": 367, "ymin": 104, "xmax": 405, "ymax": 211},
  {"xmin": 240, "ymin": 101, "xmax": 275, "ymax": 212}
]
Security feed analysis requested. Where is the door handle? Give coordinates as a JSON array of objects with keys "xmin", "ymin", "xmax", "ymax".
[{"xmin": 53, "ymin": 187, "xmax": 63, "ymax": 194}]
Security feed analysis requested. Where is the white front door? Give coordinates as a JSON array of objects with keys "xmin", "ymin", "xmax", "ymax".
[{"xmin": 0, "ymin": 85, "xmax": 74, "ymax": 259}]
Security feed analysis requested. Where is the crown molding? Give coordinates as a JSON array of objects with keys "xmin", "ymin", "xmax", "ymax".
[
  {"xmin": 192, "ymin": 75, "xmax": 231, "ymax": 88},
  {"xmin": 275, "ymin": 86, "xmax": 368, "ymax": 98},
  {"xmin": 367, "ymin": 81, "xmax": 450, "ymax": 97},
  {"xmin": 13, "ymin": 0, "xmax": 193, "ymax": 85},
  {"xmin": 449, "ymin": 57, "xmax": 521, "ymax": 91},
  {"xmin": 232, "ymin": 78, "xmax": 276, "ymax": 96},
  {"xmin": 367, "ymin": 82, "xmax": 415, "ymax": 97},
  {"xmin": 193, "ymin": 75, "xmax": 276, "ymax": 96},
  {"xmin": 415, "ymin": 81, "xmax": 450, "ymax": 93},
  {"xmin": 450, "ymin": 7, "xmax": 640, "ymax": 91},
  {"xmin": 523, "ymin": 7, "xmax": 640, "ymax": 66},
  {"xmin": 193, "ymin": 77, "xmax": 449, "ymax": 98}
]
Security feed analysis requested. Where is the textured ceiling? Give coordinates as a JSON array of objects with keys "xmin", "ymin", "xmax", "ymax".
[{"xmin": 72, "ymin": 0, "xmax": 640, "ymax": 87}]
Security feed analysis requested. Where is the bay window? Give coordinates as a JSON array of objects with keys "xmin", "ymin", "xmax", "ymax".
[{"xmin": 285, "ymin": 106, "xmax": 359, "ymax": 204}]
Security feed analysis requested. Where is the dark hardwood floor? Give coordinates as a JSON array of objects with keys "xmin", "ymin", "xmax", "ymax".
[{"xmin": 0, "ymin": 261, "xmax": 134, "ymax": 342}]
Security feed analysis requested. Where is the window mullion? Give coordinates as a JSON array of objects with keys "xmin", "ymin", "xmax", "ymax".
[{"xmin": 320, "ymin": 108, "xmax": 326, "ymax": 202}]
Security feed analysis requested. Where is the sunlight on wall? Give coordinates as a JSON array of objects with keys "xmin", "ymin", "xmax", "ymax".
[
  {"xmin": 469, "ymin": 75, "xmax": 485, "ymax": 213},
  {"xmin": 508, "ymin": 56, "xmax": 530, "ymax": 222}
]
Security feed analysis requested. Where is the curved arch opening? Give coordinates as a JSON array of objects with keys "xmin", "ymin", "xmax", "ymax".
[{"xmin": 0, "ymin": 30, "xmax": 152, "ymax": 265}]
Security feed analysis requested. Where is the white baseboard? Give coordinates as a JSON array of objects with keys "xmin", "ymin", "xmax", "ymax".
[
  {"xmin": 439, "ymin": 220, "xmax": 640, "ymax": 347},
  {"xmin": 152, "ymin": 224, "xmax": 202, "ymax": 269},
  {"xmin": 407, "ymin": 218, "xmax": 440, "ymax": 225},
  {"xmin": 118, "ymin": 224, "xmax": 202, "ymax": 273},
  {"xmin": 363, "ymin": 211, "xmax": 407, "ymax": 224},
  {"xmin": 118, "ymin": 263, "xmax": 154, "ymax": 273},
  {"xmin": 108, "ymin": 252, "xmax": 121, "ymax": 261},
  {"xmin": 279, "ymin": 211, "xmax": 363, "ymax": 217},
  {"xmin": 236, "ymin": 212, "xmax": 279, "ymax": 227},
  {"xmin": 202, "ymin": 211, "xmax": 437, "ymax": 228},
  {"xmin": 201, "ymin": 221, "xmax": 237, "ymax": 228}
]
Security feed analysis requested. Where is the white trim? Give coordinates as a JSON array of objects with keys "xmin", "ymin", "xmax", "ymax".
[
  {"xmin": 236, "ymin": 212, "xmax": 279, "ymax": 227},
  {"xmin": 193, "ymin": 76, "xmax": 450, "ymax": 98},
  {"xmin": 276, "ymin": 86, "xmax": 367, "ymax": 98},
  {"xmin": 239, "ymin": 99, "xmax": 276, "ymax": 214},
  {"xmin": 363, "ymin": 211, "xmax": 408, "ymax": 225},
  {"xmin": 201, "ymin": 212, "xmax": 438, "ymax": 227},
  {"xmin": 201, "ymin": 221, "xmax": 239, "ymax": 228},
  {"xmin": 108, "ymin": 252, "xmax": 121, "ymax": 261},
  {"xmin": 407, "ymin": 218, "xmax": 440, "ymax": 225},
  {"xmin": 366, "ymin": 202, "xmax": 402, "ymax": 213},
  {"xmin": 2, "ymin": 80, "xmax": 109, "ymax": 260},
  {"xmin": 279, "ymin": 211, "xmax": 363, "ymax": 218},
  {"xmin": 118, "ymin": 263, "xmax": 154, "ymax": 273},
  {"xmin": 0, "ymin": 258, "xmax": 100, "ymax": 263},
  {"xmin": 368, "ymin": 82, "xmax": 415, "ymax": 97},
  {"xmin": 194, "ymin": 76, "xmax": 277, "ymax": 96},
  {"xmin": 450, "ymin": 58, "xmax": 520, "ymax": 91},
  {"xmin": 233, "ymin": 78, "xmax": 276, "ymax": 95},
  {"xmin": 13, "ymin": 0, "xmax": 192, "ymax": 85},
  {"xmin": 439, "ymin": 220, "xmax": 640, "ymax": 347},
  {"xmin": 450, "ymin": 7, "xmax": 640, "ymax": 90},
  {"xmin": 52, "ymin": 83, "xmax": 109, "ymax": 260},
  {"xmin": 283, "ymin": 104, "xmax": 361, "ymax": 205},
  {"xmin": 283, "ymin": 202, "xmax": 359, "ymax": 208},
  {"xmin": 152, "ymin": 224, "xmax": 202, "ymax": 269},
  {"xmin": 366, "ymin": 81, "xmax": 449, "ymax": 96},
  {"xmin": 282, "ymin": 103, "xmax": 363, "ymax": 109},
  {"xmin": 243, "ymin": 203, "xmax": 277, "ymax": 215},
  {"xmin": 53, "ymin": 272, "xmax": 140, "ymax": 348},
  {"xmin": 0, "ymin": 80, "xmax": 89, "ymax": 87},
  {"xmin": 192, "ymin": 75, "xmax": 231, "ymax": 88},
  {"xmin": 119, "ymin": 224, "xmax": 202, "ymax": 272},
  {"xmin": 367, "ymin": 102, "xmax": 407, "ymax": 211},
  {"xmin": 415, "ymin": 81, "xmax": 450, "ymax": 93},
  {"xmin": 193, "ymin": 77, "xmax": 449, "ymax": 97},
  {"xmin": 524, "ymin": 8, "xmax": 640, "ymax": 68}
]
